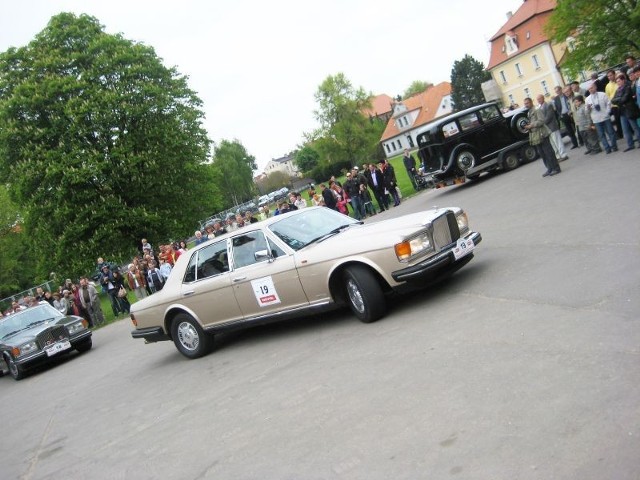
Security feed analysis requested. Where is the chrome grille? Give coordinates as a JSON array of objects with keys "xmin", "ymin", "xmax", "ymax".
[
  {"xmin": 36, "ymin": 326, "xmax": 69, "ymax": 349},
  {"xmin": 432, "ymin": 212, "xmax": 460, "ymax": 250}
]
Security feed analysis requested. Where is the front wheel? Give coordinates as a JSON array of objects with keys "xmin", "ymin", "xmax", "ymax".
[
  {"xmin": 75, "ymin": 338, "xmax": 92, "ymax": 353},
  {"xmin": 5, "ymin": 353, "xmax": 26, "ymax": 381},
  {"xmin": 171, "ymin": 313, "xmax": 213, "ymax": 359},
  {"xmin": 343, "ymin": 265, "xmax": 386, "ymax": 323}
]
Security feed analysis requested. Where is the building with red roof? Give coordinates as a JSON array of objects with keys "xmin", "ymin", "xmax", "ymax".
[
  {"xmin": 379, "ymin": 82, "xmax": 453, "ymax": 158},
  {"xmin": 362, "ymin": 93, "xmax": 395, "ymax": 123},
  {"xmin": 484, "ymin": 0, "xmax": 570, "ymax": 108}
]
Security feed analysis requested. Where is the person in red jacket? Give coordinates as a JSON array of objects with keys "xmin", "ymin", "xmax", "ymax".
[
  {"xmin": 126, "ymin": 263, "xmax": 148, "ymax": 301},
  {"xmin": 164, "ymin": 243, "xmax": 181, "ymax": 266}
]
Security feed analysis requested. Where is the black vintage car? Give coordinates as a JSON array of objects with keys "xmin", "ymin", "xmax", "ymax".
[
  {"xmin": 415, "ymin": 102, "xmax": 537, "ymax": 186},
  {"xmin": 0, "ymin": 303, "xmax": 92, "ymax": 380}
]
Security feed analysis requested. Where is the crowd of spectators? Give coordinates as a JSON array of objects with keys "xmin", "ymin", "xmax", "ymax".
[
  {"xmin": 1, "ymin": 238, "xmax": 187, "ymax": 326},
  {"xmin": 2, "ymin": 278, "xmax": 106, "ymax": 328},
  {"xmin": 524, "ymin": 55, "xmax": 640, "ymax": 177}
]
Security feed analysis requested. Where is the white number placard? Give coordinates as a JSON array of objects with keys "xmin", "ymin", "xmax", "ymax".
[
  {"xmin": 453, "ymin": 237, "xmax": 475, "ymax": 260},
  {"xmin": 250, "ymin": 276, "xmax": 281, "ymax": 307},
  {"xmin": 45, "ymin": 339, "xmax": 71, "ymax": 357}
]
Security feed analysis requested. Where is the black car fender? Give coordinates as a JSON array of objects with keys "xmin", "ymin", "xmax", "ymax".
[{"xmin": 449, "ymin": 144, "xmax": 479, "ymax": 175}]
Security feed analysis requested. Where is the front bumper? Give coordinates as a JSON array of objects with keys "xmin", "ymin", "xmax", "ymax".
[
  {"xmin": 14, "ymin": 330, "xmax": 92, "ymax": 366},
  {"xmin": 391, "ymin": 231, "xmax": 482, "ymax": 283},
  {"xmin": 131, "ymin": 326, "xmax": 170, "ymax": 343}
]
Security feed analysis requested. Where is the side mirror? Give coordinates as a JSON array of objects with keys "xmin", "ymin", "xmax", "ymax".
[{"xmin": 254, "ymin": 249, "xmax": 272, "ymax": 262}]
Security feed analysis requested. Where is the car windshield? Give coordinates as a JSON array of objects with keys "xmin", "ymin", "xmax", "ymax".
[
  {"xmin": 0, "ymin": 304, "xmax": 64, "ymax": 339},
  {"xmin": 269, "ymin": 207, "xmax": 360, "ymax": 251}
]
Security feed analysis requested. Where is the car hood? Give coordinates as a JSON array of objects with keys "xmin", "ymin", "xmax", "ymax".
[{"xmin": 303, "ymin": 208, "xmax": 456, "ymax": 254}]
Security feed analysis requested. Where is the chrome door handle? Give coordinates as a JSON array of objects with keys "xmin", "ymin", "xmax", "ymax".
[
  {"xmin": 232, "ymin": 277, "xmax": 246, "ymax": 283},
  {"xmin": 182, "ymin": 290, "xmax": 195, "ymax": 296}
]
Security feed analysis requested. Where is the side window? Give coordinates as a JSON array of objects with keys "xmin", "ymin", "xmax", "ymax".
[
  {"xmin": 458, "ymin": 112, "xmax": 480, "ymax": 131},
  {"xmin": 198, "ymin": 240, "xmax": 229, "ymax": 279},
  {"xmin": 442, "ymin": 121, "xmax": 460, "ymax": 138},
  {"xmin": 479, "ymin": 106, "xmax": 500, "ymax": 123},
  {"xmin": 184, "ymin": 253, "xmax": 197, "ymax": 283},
  {"xmin": 232, "ymin": 231, "xmax": 270, "ymax": 269}
]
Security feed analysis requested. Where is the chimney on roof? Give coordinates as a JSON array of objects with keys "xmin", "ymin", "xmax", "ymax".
[{"xmin": 506, "ymin": 11, "xmax": 513, "ymax": 19}]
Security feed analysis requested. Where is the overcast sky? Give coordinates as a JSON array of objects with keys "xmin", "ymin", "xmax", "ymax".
[{"xmin": 1, "ymin": 0, "xmax": 524, "ymax": 170}]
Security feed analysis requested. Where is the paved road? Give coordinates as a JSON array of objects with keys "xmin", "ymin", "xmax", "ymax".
[{"xmin": 2, "ymin": 150, "xmax": 639, "ymax": 480}]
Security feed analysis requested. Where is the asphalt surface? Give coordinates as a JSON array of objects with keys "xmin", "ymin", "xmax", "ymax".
[{"xmin": 1, "ymin": 147, "xmax": 639, "ymax": 479}]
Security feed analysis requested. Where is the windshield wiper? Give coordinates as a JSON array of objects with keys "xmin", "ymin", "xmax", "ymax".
[
  {"xmin": 307, "ymin": 224, "xmax": 355, "ymax": 245},
  {"xmin": 2, "ymin": 330, "xmax": 23, "ymax": 339},
  {"xmin": 26, "ymin": 319, "xmax": 50, "ymax": 328}
]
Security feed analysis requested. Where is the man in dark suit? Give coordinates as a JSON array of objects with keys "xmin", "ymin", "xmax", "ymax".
[
  {"xmin": 537, "ymin": 94, "xmax": 568, "ymax": 161},
  {"xmin": 553, "ymin": 85, "xmax": 579, "ymax": 149},
  {"xmin": 364, "ymin": 163, "xmax": 388, "ymax": 212},
  {"xmin": 402, "ymin": 149, "xmax": 419, "ymax": 190}
]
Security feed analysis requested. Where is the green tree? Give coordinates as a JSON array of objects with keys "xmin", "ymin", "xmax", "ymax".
[
  {"xmin": 294, "ymin": 145, "xmax": 320, "ymax": 173},
  {"xmin": 261, "ymin": 171, "xmax": 292, "ymax": 193},
  {"xmin": 211, "ymin": 139, "xmax": 257, "ymax": 208},
  {"xmin": 546, "ymin": 0, "xmax": 640, "ymax": 75},
  {"xmin": 0, "ymin": 185, "xmax": 37, "ymax": 298},
  {"xmin": 310, "ymin": 73, "xmax": 385, "ymax": 168},
  {"xmin": 403, "ymin": 80, "xmax": 434, "ymax": 99},
  {"xmin": 450, "ymin": 54, "xmax": 491, "ymax": 110},
  {"xmin": 0, "ymin": 13, "xmax": 213, "ymax": 278}
]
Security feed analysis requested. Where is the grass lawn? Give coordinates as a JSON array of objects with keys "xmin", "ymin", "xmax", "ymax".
[{"xmin": 93, "ymin": 289, "xmax": 135, "ymax": 329}]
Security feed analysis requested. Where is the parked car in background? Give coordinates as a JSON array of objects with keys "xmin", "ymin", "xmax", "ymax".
[
  {"xmin": 415, "ymin": 102, "xmax": 537, "ymax": 187},
  {"xmin": 131, "ymin": 206, "xmax": 482, "ymax": 359},
  {"xmin": 0, "ymin": 303, "xmax": 92, "ymax": 380}
]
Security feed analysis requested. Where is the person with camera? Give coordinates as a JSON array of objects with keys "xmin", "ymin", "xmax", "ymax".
[
  {"xmin": 100, "ymin": 264, "xmax": 122, "ymax": 317},
  {"xmin": 586, "ymin": 82, "xmax": 618, "ymax": 154}
]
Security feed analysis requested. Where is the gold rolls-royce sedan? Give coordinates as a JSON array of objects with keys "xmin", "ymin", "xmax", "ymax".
[{"xmin": 131, "ymin": 206, "xmax": 481, "ymax": 359}]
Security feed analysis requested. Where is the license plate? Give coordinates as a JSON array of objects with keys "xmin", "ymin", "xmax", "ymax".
[
  {"xmin": 453, "ymin": 237, "xmax": 475, "ymax": 260},
  {"xmin": 45, "ymin": 340, "xmax": 71, "ymax": 357}
]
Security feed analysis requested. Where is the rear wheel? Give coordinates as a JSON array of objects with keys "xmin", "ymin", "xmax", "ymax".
[
  {"xmin": 171, "ymin": 313, "xmax": 213, "ymax": 359},
  {"xmin": 455, "ymin": 150, "xmax": 476, "ymax": 174},
  {"xmin": 521, "ymin": 145, "xmax": 538, "ymax": 162},
  {"xmin": 343, "ymin": 265, "xmax": 386, "ymax": 323},
  {"xmin": 502, "ymin": 151, "xmax": 521, "ymax": 171},
  {"xmin": 5, "ymin": 353, "xmax": 26, "ymax": 381}
]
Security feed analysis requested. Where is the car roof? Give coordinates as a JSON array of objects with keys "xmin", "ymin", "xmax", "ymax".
[{"xmin": 417, "ymin": 102, "xmax": 500, "ymax": 135}]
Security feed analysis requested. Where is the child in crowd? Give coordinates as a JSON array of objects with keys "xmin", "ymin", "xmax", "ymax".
[
  {"xmin": 360, "ymin": 184, "xmax": 376, "ymax": 216},
  {"xmin": 574, "ymin": 95, "xmax": 602, "ymax": 154},
  {"xmin": 336, "ymin": 195, "xmax": 348, "ymax": 215}
]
